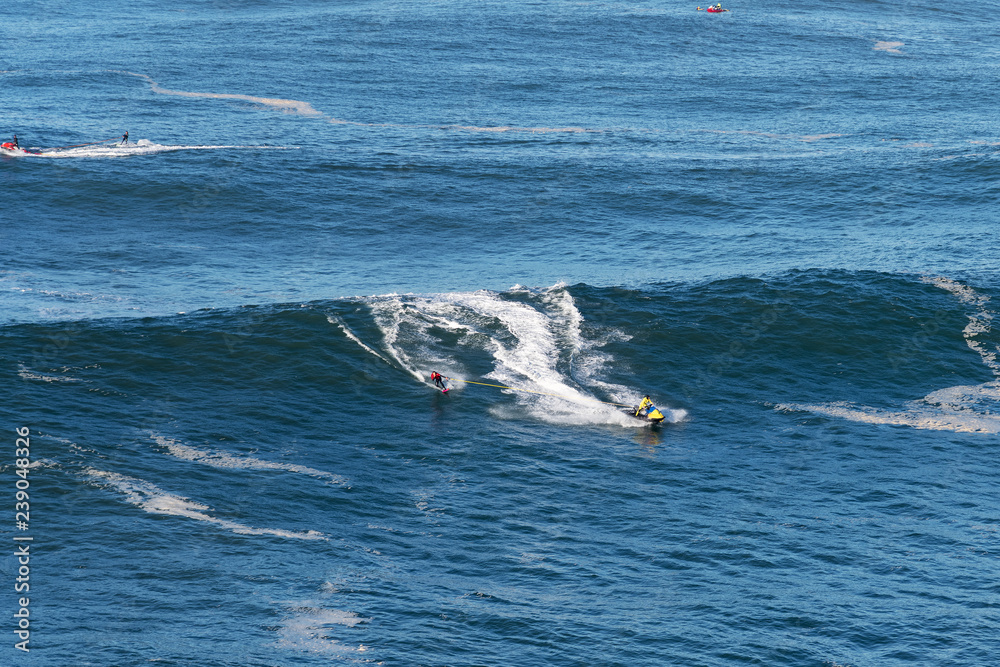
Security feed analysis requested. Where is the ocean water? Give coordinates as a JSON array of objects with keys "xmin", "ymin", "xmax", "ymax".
[{"xmin": 2, "ymin": 1, "xmax": 999, "ymax": 665}]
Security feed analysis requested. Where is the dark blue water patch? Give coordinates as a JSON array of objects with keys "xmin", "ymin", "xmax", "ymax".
[{"xmin": 570, "ymin": 272, "xmax": 995, "ymax": 412}]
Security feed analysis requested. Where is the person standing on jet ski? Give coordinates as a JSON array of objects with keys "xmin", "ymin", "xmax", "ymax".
[{"xmin": 12, "ymin": 134, "xmax": 18, "ymax": 149}]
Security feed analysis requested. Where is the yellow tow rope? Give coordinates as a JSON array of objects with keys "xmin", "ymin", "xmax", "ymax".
[{"xmin": 442, "ymin": 376, "xmax": 635, "ymax": 408}]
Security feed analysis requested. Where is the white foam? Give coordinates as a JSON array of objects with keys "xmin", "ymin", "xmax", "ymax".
[
  {"xmin": 84, "ymin": 468, "xmax": 327, "ymax": 540},
  {"xmin": 326, "ymin": 314, "xmax": 391, "ymax": 364},
  {"xmin": 474, "ymin": 286, "xmax": 681, "ymax": 425},
  {"xmin": 444, "ymin": 289, "xmax": 621, "ymax": 423},
  {"xmin": 923, "ymin": 276, "xmax": 998, "ymax": 376},
  {"xmin": 119, "ymin": 70, "xmax": 324, "ymax": 116},
  {"xmin": 363, "ymin": 286, "xmax": 683, "ymax": 426},
  {"xmin": 17, "ymin": 365, "xmax": 81, "ymax": 382},
  {"xmin": 21, "ymin": 458, "xmax": 57, "ymax": 469},
  {"xmin": 874, "ymin": 41, "xmax": 905, "ymax": 54},
  {"xmin": 367, "ymin": 295, "xmax": 479, "ymax": 384},
  {"xmin": 35, "ymin": 139, "xmax": 281, "ymax": 159},
  {"xmin": 539, "ymin": 286, "xmax": 651, "ymax": 411},
  {"xmin": 151, "ymin": 435, "xmax": 348, "ymax": 485},
  {"xmin": 275, "ymin": 605, "xmax": 370, "ymax": 655},
  {"xmin": 438, "ymin": 123, "xmax": 590, "ymax": 134},
  {"xmin": 777, "ymin": 395, "xmax": 1000, "ymax": 434},
  {"xmin": 697, "ymin": 129, "xmax": 846, "ymax": 143}
]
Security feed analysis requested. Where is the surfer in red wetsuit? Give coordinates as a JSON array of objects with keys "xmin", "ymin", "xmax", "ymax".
[{"xmin": 430, "ymin": 372, "xmax": 447, "ymax": 390}]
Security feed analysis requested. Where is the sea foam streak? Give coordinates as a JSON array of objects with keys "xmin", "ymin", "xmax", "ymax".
[
  {"xmin": 84, "ymin": 468, "xmax": 327, "ymax": 540},
  {"xmin": 275, "ymin": 604, "xmax": 371, "ymax": 656},
  {"xmin": 117, "ymin": 70, "xmax": 592, "ymax": 134},
  {"xmin": 327, "ymin": 314, "xmax": 391, "ymax": 365},
  {"xmin": 120, "ymin": 71, "xmax": 324, "ymax": 116},
  {"xmin": 778, "ymin": 277, "xmax": 1000, "ymax": 434},
  {"xmin": 152, "ymin": 435, "xmax": 348, "ymax": 485}
]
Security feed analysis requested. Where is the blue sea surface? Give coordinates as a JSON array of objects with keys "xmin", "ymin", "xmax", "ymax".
[{"xmin": 2, "ymin": 1, "xmax": 999, "ymax": 665}]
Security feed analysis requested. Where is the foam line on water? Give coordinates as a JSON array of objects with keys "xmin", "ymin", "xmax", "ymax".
[
  {"xmin": 115, "ymin": 70, "xmax": 595, "ymax": 134},
  {"xmin": 873, "ymin": 41, "xmax": 905, "ymax": 54},
  {"xmin": 776, "ymin": 394, "xmax": 1000, "ymax": 434},
  {"xmin": 84, "ymin": 468, "xmax": 327, "ymax": 540},
  {"xmin": 327, "ymin": 314, "xmax": 391, "ymax": 365},
  {"xmin": 119, "ymin": 71, "xmax": 324, "ymax": 116},
  {"xmin": 151, "ymin": 435, "xmax": 348, "ymax": 485},
  {"xmin": 696, "ymin": 129, "xmax": 847, "ymax": 143},
  {"xmin": 417, "ymin": 123, "xmax": 591, "ymax": 134}
]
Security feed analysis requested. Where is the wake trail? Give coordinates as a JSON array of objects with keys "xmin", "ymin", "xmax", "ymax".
[
  {"xmin": 31, "ymin": 139, "xmax": 287, "ymax": 158},
  {"xmin": 360, "ymin": 286, "xmax": 684, "ymax": 426},
  {"xmin": 327, "ymin": 314, "xmax": 391, "ymax": 365}
]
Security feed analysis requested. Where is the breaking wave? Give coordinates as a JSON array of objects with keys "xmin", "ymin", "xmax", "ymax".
[
  {"xmin": 778, "ymin": 276, "xmax": 1000, "ymax": 434},
  {"xmin": 338, "ymin": 285, "xmax": 686, "ymax": 427}
]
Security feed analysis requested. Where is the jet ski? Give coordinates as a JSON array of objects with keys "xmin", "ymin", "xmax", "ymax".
[
  {"xmin": 625, "ymin": 396, "xmax": 666, "ymax": 423},
  {"xmin": 1, "ymin": 142, "xmax": 38, "ymax": 155}
]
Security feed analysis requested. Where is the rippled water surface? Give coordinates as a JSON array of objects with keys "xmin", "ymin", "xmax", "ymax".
[{"xmin": 2, "ymin": 1, "xmax": 999, "ymax": 665}]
